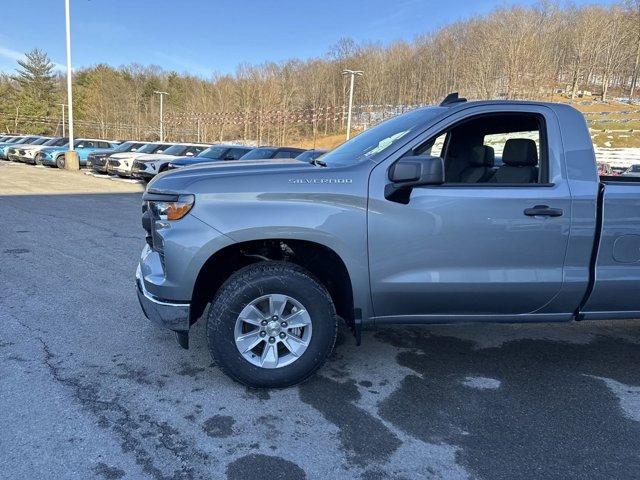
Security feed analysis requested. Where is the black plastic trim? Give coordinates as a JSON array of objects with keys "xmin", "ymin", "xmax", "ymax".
[
  {"xmin": 422, "ymin": 182, "xmax": 556, "ymax": 188},
  {"xmin": 575, "ymin": 182, "xmax": 605, "ymax": 320}
]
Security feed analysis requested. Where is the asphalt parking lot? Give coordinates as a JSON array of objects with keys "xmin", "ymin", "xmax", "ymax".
[{"xmin": 2, "ymin": 161, "xmax": 640, "ymax": 480}]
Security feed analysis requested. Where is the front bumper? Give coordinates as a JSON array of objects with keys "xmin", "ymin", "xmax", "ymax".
[
  {"xmin": 108, "ymin": 160, "xmax": 132, "ymax": 176},
  {"xmin": 136, "ymin": 264, "xmax": 190, "ymax": 331},
  {"xmin": 40, "ymin": 156, "xmax": 56, "ymax": 166},
  {"xmin": 90, "ymin": 157, "xmax": 109, "ymax": 173},
  {"xmin": 131, "ymin": 162, "xmax": 155, "ymax": 180}
]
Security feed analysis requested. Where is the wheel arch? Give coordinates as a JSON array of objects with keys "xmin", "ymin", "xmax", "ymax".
[{"xmin": 190, "ymin": 238, "xmax": 356, "ymax": 330}]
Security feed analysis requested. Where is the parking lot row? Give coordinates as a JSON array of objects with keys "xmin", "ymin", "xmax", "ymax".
[{"xmin": 0, "ymin": 133, "xmax": 328, "ymax": 182}]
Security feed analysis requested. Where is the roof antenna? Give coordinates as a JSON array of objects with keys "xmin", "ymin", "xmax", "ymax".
[{"xmin": 440, "ymin": 92, "xmax": 467, "ymax": 106}]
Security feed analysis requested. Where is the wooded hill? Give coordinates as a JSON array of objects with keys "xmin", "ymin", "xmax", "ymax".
[{"xmin": 2, "ymin": 2, "xmax": 640, "ymax": 145}]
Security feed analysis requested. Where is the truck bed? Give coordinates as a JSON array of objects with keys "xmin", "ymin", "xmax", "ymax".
[{"xmin": 580, "ymin": 178, "xmax": 640, "ymax": 319}]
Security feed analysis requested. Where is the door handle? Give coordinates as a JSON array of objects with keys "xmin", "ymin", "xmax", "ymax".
[{"xmin": 524, "ymin": 205, "xmax": 564, "ymax": 217}]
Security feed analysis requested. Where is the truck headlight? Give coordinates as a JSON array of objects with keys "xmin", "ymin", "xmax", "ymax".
[{"xmin": 149, "ymin": 194, "xmax": 194, "ymax": 221}]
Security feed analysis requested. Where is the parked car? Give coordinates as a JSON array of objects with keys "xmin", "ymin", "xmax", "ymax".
[
  {"xmin": 38, "ymin": 139, "xmax": 119, "ymax": 168},
  {"xmin": 107, "ymin": 142, "xmax": 175, "ymax": 177},
  {"xmin": 136, "ymin": 95, "xmax": 640, "ymax": 388},
  {"xmin": 238, "ymin": 146, "xmax": 307, "ymax": 161},
  {"xmin": 88, "ymin": 141, "xmax": 148, "ymax": 174},
  {"xmin": 13, "ymin": 137, "xmax": 68, "ymax": 164},
  {"xmin": 0, "ymin": 136, "xmax": 27, "ymax": 154},
  {"xmin": 622, "ymin": 164, "xmax": 640, "ymax": 177},
  {"xmin": 294, "ymin": 149, "xmax": 328, "ymax": 163},
  {"xmin": 130, "ymin": 143, "xmax": 210, "ymax": 180},
  {"xmin": 166, "ymin": 145, "xmax": 253, "ymax": 170},
  {"xmin": 7, "ymin": 137, "xmax": 52, "ymax": 161},
  {"xmin": 0, "ymin": 136, "xmax": 43, "ymax": 159}
]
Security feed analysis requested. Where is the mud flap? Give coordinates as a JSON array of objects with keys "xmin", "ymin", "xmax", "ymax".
[
  {"xmin": 352, "ymin": 308, "xmax": 362, "ymax": 346},
  {"xmin": 175, "ymin": 331, "xmax": 189, "ymax": 349}
]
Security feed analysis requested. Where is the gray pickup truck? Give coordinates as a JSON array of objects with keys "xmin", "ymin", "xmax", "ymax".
[{"xmin": 136, "ymin": 95, "xmax": 640, "ymax": 388}]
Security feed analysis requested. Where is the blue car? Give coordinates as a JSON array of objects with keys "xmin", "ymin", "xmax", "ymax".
[
  {"xmin": 38, "ymin": 138, "xmax": 120, "ymax": 168},
  {"xmin": 0, "ymin": 136, "xmax": 43, "ymax": 159},
  {"xmin": 166, "ymin": 144, "xmax": 253, "ymax": 170}
]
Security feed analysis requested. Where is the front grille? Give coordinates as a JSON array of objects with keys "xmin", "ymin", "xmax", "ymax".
[
  {"xmin": 108, "ymin": 159, "xmax": 121, "ymax": 167},
  {"xmin": 141, "ymin": 202, "xmax": 153, "ymax": 246},
  {"xmin": 132, "ymin": 161, "xmax": 145, "ymax": 171}
]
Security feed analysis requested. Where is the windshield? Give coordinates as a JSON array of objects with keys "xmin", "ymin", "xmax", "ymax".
[
  {"xmin": 31, "ymin": 137, "xmax": 50, "ymax": 145},
  {"xmin": 162, "ymin": 145, "xmax": 190, "ymax": 156},
  {"xmin": 295, "ymin": 150, "xmax": 325, "ymax": 162},
  {"xmin": 197, "ymin": 146, "xmax": 228, "ymax": 159},
  {"xmin": 6, "ymin": 137, "xmax": 22, "ymax": 143},
  {"xmin": 138, "ymin": 143, "xmax": 167, "ymax": 154},
  {"xmin": 42, "ymin": 137, "xmax": 67, "ymax": 146},
  {"xmin": 240, "ymin": 148, "xmax": 277, "ymax": 160},
  {"xmin": 318, "ymin": 107, "xmax": 442, "ymax": 166},
  {"xmin": 16, "ymin": 137, "xmax": 39, "ymax": 144},
  {"xmin": 629, "ymin": 165, "xmax": 640, "ymax": 173},
  {"xmin": 114, "ymin": 141, "xmax": 143, "ymax": 152}
]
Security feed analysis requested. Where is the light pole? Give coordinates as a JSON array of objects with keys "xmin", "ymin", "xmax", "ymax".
[
  {"xmin": 59, "ymin": 103, "xmax": 66, "ymax": 136},
  {"xmin": 154, "ymin": 91, "xmax": 168, "ymax": 141},
  {"xmin": 342, "ymin": 69, "xmax": 363, "ymax": 140},
  {"xmin": 64, "ymin": 0, "xmax": 74, "ymax": 150}
]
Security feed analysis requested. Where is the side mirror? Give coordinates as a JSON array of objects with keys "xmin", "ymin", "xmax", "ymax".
[{"xmin": 385, "ymin": 155, "xmax": 444, "ymax": 203}]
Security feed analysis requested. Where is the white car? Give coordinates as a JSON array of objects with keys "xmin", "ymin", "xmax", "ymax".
[
  {"xmin": 20, "ymin": 137, "xmax": 70, "ymax": 164},
  {"xmin": 130, "ymin": 143, "xmax": 210, "ymax": 180},
  {"xmin": 107, "ymin": 142, "xmax": 175, "ymax": 177}
]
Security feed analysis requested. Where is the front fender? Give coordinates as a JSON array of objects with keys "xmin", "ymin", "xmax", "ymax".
[{"xmin": 191, "ymin": 191, "xmax": 372, "ymax": 323}]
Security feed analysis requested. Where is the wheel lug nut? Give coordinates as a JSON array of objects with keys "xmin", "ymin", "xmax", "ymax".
[
  {"xmin": 261, "ymin": 320, "xmax": 268, "ymax": 326},
  {"xmin": 272, "ymin": 315, "xmax": 278, "ymax": 320},
  {"xmin": 279, "ymin": 332, "xmax": 286, "ymax": 339},
  {"xmin": 268, "ymin": 336, "xmax": 275, "ymax": 343},
  {"xmin": 280, "ymin": 321, "xmax": 287, "ymax": 328},
  {"xmin": 260, "ymin": 331, "xmax": 266, "ymax": 337}
]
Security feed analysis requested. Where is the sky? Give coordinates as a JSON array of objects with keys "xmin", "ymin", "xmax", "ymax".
[{"xmin": 0, "ymin": 0, "xmax": 620, "ymax": 78}]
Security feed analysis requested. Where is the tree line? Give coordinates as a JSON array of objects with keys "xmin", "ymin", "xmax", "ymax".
[{"xmin": 1, "ymin": 2, "xmax": 640, "ymax": 144}]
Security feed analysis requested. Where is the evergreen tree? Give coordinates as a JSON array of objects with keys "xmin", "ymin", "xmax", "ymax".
[{"xmin": 12, "ymin": 49, "xmax": 57, "ymax": 133}]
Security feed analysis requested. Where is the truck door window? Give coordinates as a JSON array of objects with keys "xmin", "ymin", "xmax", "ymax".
[{"xmin": 412, "ymin": 112, "xmax": 548, "ymax": 185}]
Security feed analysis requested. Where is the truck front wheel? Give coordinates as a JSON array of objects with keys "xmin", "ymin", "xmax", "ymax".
[{"xmin": 206, "ymin": 261, "xmax": 337, "ymax": 388}]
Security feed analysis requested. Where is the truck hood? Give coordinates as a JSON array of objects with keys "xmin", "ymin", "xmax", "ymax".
[{"xmin": 148, "ymin": 158, "xmax": 313, "ymax": 191}]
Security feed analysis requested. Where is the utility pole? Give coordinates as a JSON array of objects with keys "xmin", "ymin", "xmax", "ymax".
[
  {"xmin": 154, "ymin": 91, "xmax": 168, "ymax": 141},
  {"xmin": 342, "ymin": 69, "xmax": 363, "ymax": 140},
  {"xmin": 59, "ymin": 103, "xmax": 66, "ymax": 136},
  {"xmin": 64, "ymin": 0, "xmax": 74, "ymax": 150}
]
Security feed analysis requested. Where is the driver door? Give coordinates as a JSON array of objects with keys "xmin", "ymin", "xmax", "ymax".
[{"xmin": 367, "ymin": 106, "xmax": 572, "ymax": 322}]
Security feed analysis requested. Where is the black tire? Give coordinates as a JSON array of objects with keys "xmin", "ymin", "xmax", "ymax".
[
  {"xmin": 55, "ymin": 155, "xmax": 65, "ymax": 169},
  {"xmin": 206, "ymin": 261, "xmax": 337, "ymax": 388}
]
